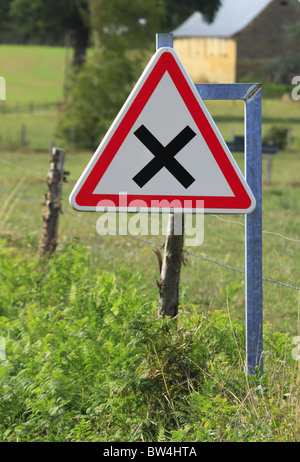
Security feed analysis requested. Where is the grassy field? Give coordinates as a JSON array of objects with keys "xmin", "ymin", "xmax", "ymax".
[
  {"xmin": 0, "ymin": 44, "xmax": 300, "ymax": 442},
  {"xmin": 0, "ymin": 146, "xmax": 299, "ymax": 336},
  {"xmin": 0, "ymin": 45, "xmax": 66, "ymax": 103},
  {"xmin": 0, "ymin": 44, "xmax": 299, "ymax": 333}
]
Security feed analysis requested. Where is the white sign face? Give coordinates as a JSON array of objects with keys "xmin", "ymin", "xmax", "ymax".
[{"xmin": 69, "ymin": 47, "xmax": 256, "ymax": 214}]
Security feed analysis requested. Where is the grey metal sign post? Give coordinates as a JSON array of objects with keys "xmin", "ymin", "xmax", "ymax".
[{"xmin": 157, "ymin": 33, "xmax": 263, "ymax": 375}]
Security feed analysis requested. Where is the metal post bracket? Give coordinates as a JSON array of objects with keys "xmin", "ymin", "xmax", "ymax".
[{"xmin": 157, "ymin": 33, "xmax": 263, "ymax": 375}]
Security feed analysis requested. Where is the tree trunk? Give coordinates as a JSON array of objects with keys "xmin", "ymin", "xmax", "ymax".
[{"xmin": 71, "ymin": 24, "xmax": 90, "ymax": 67}]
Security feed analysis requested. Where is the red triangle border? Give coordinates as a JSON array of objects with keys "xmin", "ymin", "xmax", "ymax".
[{"xmin": 73, "ymin": 50, "xmax": 254, "ymax": 212}]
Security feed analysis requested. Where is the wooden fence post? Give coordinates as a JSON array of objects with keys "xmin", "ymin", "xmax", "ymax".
[
  {"xmin": 158, "ymin": 213, "xmax": 184, "ymax": 318},
  {"xmin": 40, "ymin": 147, "xmax": 66, "ymax": 256}
]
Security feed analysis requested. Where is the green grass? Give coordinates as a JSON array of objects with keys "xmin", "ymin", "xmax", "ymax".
[
  {"xmin": 0, "ymin": 240, "xmax": 299, "ymax": 442},
  {"xmin": 205, "ymin": 98, "xmax": 300, "ymax": 148},
  {"xmin": 0, "ymin": 112, "xmax": 64, "ymax": 151},
  {"xmin": 0, "ymin": 147, "xmax": 299, "ymax": 335},
  {"xmin": 0, "ymin": 44, "xmax": 66, "ymax": 104}
]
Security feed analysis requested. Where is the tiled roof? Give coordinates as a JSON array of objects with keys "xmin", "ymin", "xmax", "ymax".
[{"xmin": 173, "ymin": 0, "xmax": 274, "ymax": 38}]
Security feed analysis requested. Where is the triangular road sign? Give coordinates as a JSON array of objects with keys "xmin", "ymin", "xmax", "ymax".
[{"xmin": 69, "ymin": 47, "xmax": 256, "ymax": 214}]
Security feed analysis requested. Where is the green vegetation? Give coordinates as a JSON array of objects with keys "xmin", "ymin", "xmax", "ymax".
[
  {"xmin": 0, "ymin": 240, "xmax": 299, "ymax": 442},
  {"xmin": 1, "ymin": 145, "xmax": 300, "ymax": 337},
  {"xmin": 0, "ymin": 112, "xmax": 63, "ymax": 151},
  {"xmin": 0, "ymin": 41, "xmax": 300, "ymax": 442},
  {"xmin": 0, "ymin": 45, "xmax": 65, "ymax": 104}
]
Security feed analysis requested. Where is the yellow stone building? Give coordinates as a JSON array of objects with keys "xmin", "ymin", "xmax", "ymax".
[
  {"xmin": 174, "ymin": 36, "xmax": 237, "ymax": 84},
  {"xmin": 173, "ymin": 0, "xmax": 299, "ymax": 83}
]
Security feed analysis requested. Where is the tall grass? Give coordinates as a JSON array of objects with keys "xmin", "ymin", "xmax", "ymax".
[{"xmin": 0, "ymin": 239, "xmax": 299, "ymax": 442}]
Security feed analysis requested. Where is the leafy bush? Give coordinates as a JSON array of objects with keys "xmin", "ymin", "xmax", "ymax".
[
  {"xmin": 263, "ymin": 126, "xmax": 288, "ymax": 150},
  {"xmin": 0, "ymin": 239, "xmax": 299, "ymax": 442},
  {"xmin": 261, "ymin": 83, "xmax": 294, "ymax": 99},
  {"xmin": 56, "ymin": 49, "xmax": 143, "ymax": 150}
]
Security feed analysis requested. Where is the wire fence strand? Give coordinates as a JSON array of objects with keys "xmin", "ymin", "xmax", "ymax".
[{"xmin": 211, "ymin": 214, "xmax": 300, "ymax": 244}]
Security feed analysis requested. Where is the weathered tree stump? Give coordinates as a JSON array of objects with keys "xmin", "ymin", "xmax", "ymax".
[{"xmin": 158, "ymin": 213, "xmax": 184, "ymax": 318}]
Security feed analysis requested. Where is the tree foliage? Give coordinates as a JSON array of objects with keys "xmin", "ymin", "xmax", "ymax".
[
  {"xmin": 58, "ymin": 48, "xmax": 144, "ymax": 149},
  {"xmin": 0, "ymin": 0, "xmax": 221, "ymax": 61},
  {"xmin": 260, "ymin": 20, "xmax": 300, "ymax": 84},
  {"xmin": 58, "ymin": 0, "xmax": 222, "ymax": 149},
  {"xmin": 1, "ymin": 0, "xmax": 90, "ymax": 65},
  {"xmin": 0, "ymin": 0, "xmax": 223, "ymax": 149}
]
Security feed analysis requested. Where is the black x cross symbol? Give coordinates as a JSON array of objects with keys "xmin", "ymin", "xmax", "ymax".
[{"xmin": 132, "ymin": 125, "xmax": 196, "ymax": 189}]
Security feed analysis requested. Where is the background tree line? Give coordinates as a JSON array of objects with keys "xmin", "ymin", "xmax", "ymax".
[
  {"xmin": 0, "ymin": 0, "xmax": 221, "ymax": 65},
  {"xmin": 0, "ymin": 0, "xmax": 222, "ymax": 149},
  {"xmin": 2, "ymin": 0, "xmax": 299, "ymax": 149}
]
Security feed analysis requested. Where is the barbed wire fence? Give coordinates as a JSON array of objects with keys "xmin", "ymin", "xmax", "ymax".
[{"xmin": 0, "ymin": 162, "xmax": 299, "ymax": 292}]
